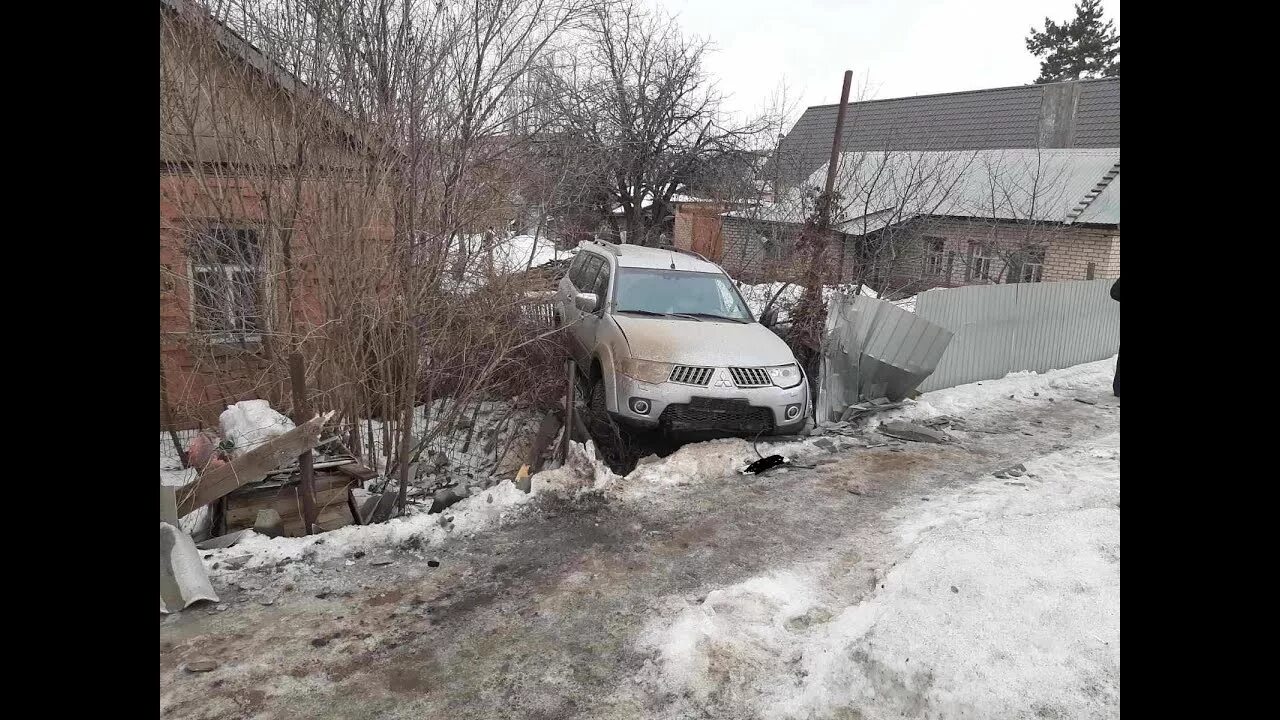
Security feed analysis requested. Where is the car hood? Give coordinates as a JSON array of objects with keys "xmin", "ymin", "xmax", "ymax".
[{"xmin": 611, "ymin": 315, "xmax": 799, "ymax": 367}]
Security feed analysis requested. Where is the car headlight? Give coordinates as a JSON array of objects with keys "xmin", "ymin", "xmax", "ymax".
[
  {"xmin": 768, "ymin": 363, "xmax": 803, "ymax": 388},
  {"xmin": 616, "ymin": 358, "xmax": 674, "ymax": 384}
]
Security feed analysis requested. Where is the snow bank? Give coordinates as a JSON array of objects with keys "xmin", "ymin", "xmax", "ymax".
[
  {"xmin": 492, "ymin": 234, "xmax": 575, "ymax": 275},
  {"xmin": 203, "ymin": 479, "xmax": 535, "ymax": 573},
  {"xmin": 888, "ymin": 356, "xmax": 1117, "ymax": 424},
  {"xmin": 619, "ymin": 437, "xmax": 821, "ymax": 496},
  {"xmin": 637, "ymin": 433, "xmax": 1121, "ymax": 719}
]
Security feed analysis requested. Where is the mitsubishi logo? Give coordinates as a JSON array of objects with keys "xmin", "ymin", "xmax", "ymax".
[{"xmin": 715, "ymin": 370, "xmax": 733, "ymax": 388}]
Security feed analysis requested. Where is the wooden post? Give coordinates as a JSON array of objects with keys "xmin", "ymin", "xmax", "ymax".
[
  {"xmin": 288, "ymin": 352, "xmax": 318, "ymax": 534},
  {"xmin": 159, "ymin": 355, "xmax": 188, "ymax": 468},
  {"xmin": 556, "ymin": 360, "xmax": 576, "ymax": 463},
  {"xmin": 395, "ymin": 326, "xmax": 418, "ymax": 515},
  {"xmin": 395, "ymin": 402, "xmax": 413, "ymax": 515}
]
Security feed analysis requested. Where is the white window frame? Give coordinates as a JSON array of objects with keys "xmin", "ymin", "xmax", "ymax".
[
  {"xmin": 972, "ymin": 243, "xmax": 996, "ymax": 281},
  {"xmin": 922, "ymin": 237, "xmax": 946, "ymax": 278},
  {"xmin": 1020, "ymin": 250, "xmax": 1045, "ymax": 283},
  {"xmin": 187, "ymin": 224, "xmax": 264, "ymax": 345}
]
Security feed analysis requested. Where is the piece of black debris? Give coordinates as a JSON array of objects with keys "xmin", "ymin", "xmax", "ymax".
[
  {"xmin": 370, "ymin": 558, "xmax": 394, "ymax": 566},
  {"xmin": 353, "ymin": 550, "xmax": 366, "ymax": 559},
  {"xmin": 184, "ymin": 660, "xmax": 219, "ymax": 673},
  {"xmin": 740, "ymin": 454, "xmax": 790, "ymax": 475},
  {"xmin": 427, "ymin": 560, "xmax": 441, "ymax": 567},
  {"xmin": 311, "ymin": 637, "xmax": 330, "ymax": 647},
  {"xmin": 951, "ymin": 586, "xmax": 959, "ymax": 593},
  {"xmin": 1074, "ymin": 398, "xmax": 1097, "ymax": 405}
]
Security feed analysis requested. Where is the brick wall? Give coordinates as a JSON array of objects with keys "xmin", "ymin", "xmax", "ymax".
[
  {"xmin": 1043, "ymin": 229, "xmax": 1120, "ymax": 282},
  {"xmin": 884, "ymin": 218, "xmax": 1120, "ymax": 294}
]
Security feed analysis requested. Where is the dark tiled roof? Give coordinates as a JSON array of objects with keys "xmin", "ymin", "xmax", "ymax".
[{"xmin": 775, "ymin": 78, "xmax": 1119, "ymax": 186}]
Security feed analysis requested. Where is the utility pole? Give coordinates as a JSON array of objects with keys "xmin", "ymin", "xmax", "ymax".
[{"xmin": 792, "ymin": 71, "xmax": 854, "ymax": 410}]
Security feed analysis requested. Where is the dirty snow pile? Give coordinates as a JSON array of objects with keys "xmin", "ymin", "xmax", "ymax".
[
  {"xmin": 195, "ymin": 432, "xmax": 831, "ymax": 575},
  {"xmin": 636, "ymin": 431, "xmax": 1121, "ymax": 719}
]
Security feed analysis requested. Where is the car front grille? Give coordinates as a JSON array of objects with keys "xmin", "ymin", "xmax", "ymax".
[
  {"xmin": 729, "ymin": 367, "xmax": 772, "ymax": 387},
  {"xmin": 659, "ymin": 397, "xmax": 774, "ymax": 434},
  {"xmin": 669, "ymin": 365, "xmax": 714, "ymax": 386}
]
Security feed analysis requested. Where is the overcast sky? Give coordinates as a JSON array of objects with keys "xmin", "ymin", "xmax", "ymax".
[{"xmin": 653, "ymin": 0, "xmax": 1120, "ymax": 124}]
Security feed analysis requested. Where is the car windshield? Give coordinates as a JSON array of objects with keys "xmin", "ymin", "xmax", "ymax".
[{"xmin": 613, "ymin": 268, "xmax": 753, "ymax": 321}]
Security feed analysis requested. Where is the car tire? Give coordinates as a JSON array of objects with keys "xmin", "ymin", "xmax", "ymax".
[{"xmin": 587, "ymin": 378, "xmax": 609, "ymax": 433}]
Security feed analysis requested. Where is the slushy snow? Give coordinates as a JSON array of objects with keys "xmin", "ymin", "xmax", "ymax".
[{"xmin": 634, "ymin": 363, "xmax": 1120, "ymax": 720}]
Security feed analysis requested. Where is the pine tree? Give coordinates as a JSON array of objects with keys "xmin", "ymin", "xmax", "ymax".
[{"xmin": 1026, "ymin": 0, "xmax": 1120, "ymax": 83}]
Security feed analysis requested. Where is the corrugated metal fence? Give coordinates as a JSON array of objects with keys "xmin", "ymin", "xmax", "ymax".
[{"xmin": 915, "ymin": 278, "xmax": 1119, "ymax": 392}]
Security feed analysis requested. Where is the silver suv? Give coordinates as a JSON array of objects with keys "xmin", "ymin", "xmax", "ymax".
[{"xmin": 556, "ymin": 239, "xmax": 809, "ymax": 436}]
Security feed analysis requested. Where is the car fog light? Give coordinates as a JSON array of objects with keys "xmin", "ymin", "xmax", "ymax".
[{"xmin": 630, "ymin": 398, "xmax": 651, "ymax": 415}]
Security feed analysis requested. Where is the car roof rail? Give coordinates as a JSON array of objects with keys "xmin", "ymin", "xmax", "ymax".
[
  {"xmin": 586, "ymin": 238, "xmax": 621, "ymax": 256},
  {"xmin": 658, "ymin": 244, "xmax": 709, "ymax": 263}
]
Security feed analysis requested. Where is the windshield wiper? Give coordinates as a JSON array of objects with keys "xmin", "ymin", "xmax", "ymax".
[
  {"xmin": 678, "ymin": 312, "xmax": 748, "ymax": 323},
  {"xmin": 616, "ymin": 309, "xmax": 703, "ymax": 321}
]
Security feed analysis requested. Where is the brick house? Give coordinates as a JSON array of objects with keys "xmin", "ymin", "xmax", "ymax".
[
  {"xmin": 676, "ymin": 79, "xmax": 1119, "ymax": 292},
  {"xmin": 159, "ymin": 0, "xmax": 395, "ymax": 429},
  {"xmin": 718, "ymin": 148, "xmax": 1119, "ymax": 293}
]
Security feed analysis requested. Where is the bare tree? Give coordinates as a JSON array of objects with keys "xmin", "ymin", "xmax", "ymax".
[
  {"xmin": 160, "ymin": 0, "xmax": 595, "ymax": 505},
  {"xmin": 540, "ymin": 3, "xmax": 772, "ymax": 246}
]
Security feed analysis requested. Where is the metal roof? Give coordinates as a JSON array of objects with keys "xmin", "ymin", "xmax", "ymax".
[
  {"xmin": 806, "ymin": 148, "xmax": 1120, "ymax": 227},
  {"xmin": 774, "ymin": 78, "xmax": 1119, "ymax": 186}
]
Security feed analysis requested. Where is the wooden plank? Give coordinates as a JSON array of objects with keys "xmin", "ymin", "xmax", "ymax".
[
  {"xmin": 176, "ymin": 410, "xmax": 334, "ymax": 517},
  {"xmin": 336, "ymin": 463, "xmax": 378, "ymax": 482},
  {"xmin": 263, "ymin": 458, "xmax": 359, "ymax": 477}
]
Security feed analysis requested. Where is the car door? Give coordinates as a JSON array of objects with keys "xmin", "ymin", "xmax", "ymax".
[
  {"xmin": 565, "ymin": 254, "xmax": 602, "ymax": 366},
  {"xmin": 576, "ymin": 256, "xmax": 612, "ymax": 367},
  {"xmin": 559, "ymin": 252, "xmax": 588, "ymax": 324}
]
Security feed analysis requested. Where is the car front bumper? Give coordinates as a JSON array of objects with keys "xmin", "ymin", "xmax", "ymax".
[{"xmin": 610, "ymin": 370, "xmax": 809, "ymax": 434}]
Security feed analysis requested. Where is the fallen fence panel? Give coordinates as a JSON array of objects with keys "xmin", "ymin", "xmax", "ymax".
[{"xmin": 817, "ymin": 294, "xmax": 953, "ymax": 423}]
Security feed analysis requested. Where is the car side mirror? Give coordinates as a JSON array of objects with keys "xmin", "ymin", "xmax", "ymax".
[
  {"xmin": 760, "ymin": 307, "xmax": 778, "ymax": 327},
  {"xmin": 574, "ymin": 292, "xmax": 599, "ymax": 313}
]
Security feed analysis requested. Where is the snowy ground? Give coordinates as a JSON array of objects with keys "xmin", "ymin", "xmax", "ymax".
[{"xmin": 161, "ymin": 358, "xmax": 1119, "ymax": 720}]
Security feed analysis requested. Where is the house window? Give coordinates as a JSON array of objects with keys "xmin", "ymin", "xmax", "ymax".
[
  {"xmin": 188, "ymin": 224, "xmax": 262, "ymax": 343},
  {"xmin": 1020, "ymin": 249, "xmax": 1045, "ymax": 283},
  {"xmin": 922, "ymin": 237, "xmax": 946, "ymax": 277},
  {"xmin": 969, "ymin": 242, "xmax": 996, "ymax": 281},
  {"xmin": 762, "ymin": 236, "xmax": 783, "ymax": 261}
]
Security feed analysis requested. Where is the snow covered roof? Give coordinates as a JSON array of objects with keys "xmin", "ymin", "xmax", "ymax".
[
  {"xmin": 804, "ymin": 148, "xmax": 1120, "ymax": 228},
  {"xmin": 774, "ymin": 77, "xmax": 1120, "ymax": 185}
]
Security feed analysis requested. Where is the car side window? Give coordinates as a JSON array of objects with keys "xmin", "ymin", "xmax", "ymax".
[
  {"xmin": 592, "ymin": 261, "xmax": 611, "ymax": 310},
  {"xmin": 581, "ymin": 256, "xmax": 604, "ymax": 296},
  {"xmin": 567, "ymin": 253, "xmax": 589, "ymax": 288},
  {"xmin": 575, "ymin": 255, "xmax": 601, "ymax": 292}
]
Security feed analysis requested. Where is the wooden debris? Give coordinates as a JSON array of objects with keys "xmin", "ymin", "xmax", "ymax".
[
  {"xmin": 176, "ymin": 410, "xmax": 334, "ymax": 517},
  {"xmin": 514, "ymin": 464, "xmax": 531, "ymax": 493},
  {"xmin": 225, "ymin": 472, "xmax": 356, "ymax": 537}
]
